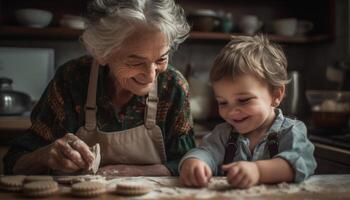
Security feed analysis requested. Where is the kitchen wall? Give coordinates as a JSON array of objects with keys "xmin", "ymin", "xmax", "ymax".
[
  {"xmin": 0, "ymin": 40, "xmax": 86, "ymax": 68},
  {"xmin": 172, "ymin": 0, "xmax": 349, "ymax": 91},
  {"xmin": 295, "ymin": 0, "xmax": 349, "ymax": 90},
  {"xmin": 0, "ymin": 1, "xmax": 348, "ymax": 91}
]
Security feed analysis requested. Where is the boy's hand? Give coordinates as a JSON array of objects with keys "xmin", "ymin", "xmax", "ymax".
[
  {"xmin": 221, "ymin": 161, "xmax": 260, "ymax": 189},
  {"xmin": 180, "ymin": 158, "xmax": 212, "ymax": 188}
]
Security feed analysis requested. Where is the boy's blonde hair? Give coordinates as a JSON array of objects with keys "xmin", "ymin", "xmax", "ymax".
[{"xmin": 210, "ymin": 35, "xmax": 288, "ymax": 91}]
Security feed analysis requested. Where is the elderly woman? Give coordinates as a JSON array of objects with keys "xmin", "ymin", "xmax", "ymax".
[{"xmin": 4, "ymin": 0, "xmax": 195, "ymax": 176}]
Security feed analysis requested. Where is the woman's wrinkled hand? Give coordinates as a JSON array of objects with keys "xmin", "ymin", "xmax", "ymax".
[
  {"xmin": 43, "ymin": 133, "xmax": 95, "ymax": 174},
  {"xmin": 180, "ymin": 158, "xmax": 212, "ymax": 188},
  {"xmin": 221, "ymin": 161, "xmax": 260, "ymax": 189}
]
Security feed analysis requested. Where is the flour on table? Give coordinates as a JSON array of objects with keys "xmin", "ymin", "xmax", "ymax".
[
  {"xmin": 104, "ymin": 176, "xmax": 308, "ymax": 199},
  {"xmin": 299, "ymin": 174, "xmax": 350, "ymax": 193},
  {"xmin": 103, "ymin": 175, "xmax": 350, "ymax": 199},
  {"xmin": 55, "ymin": 175, "xmax": 106, "ymax": 185}
]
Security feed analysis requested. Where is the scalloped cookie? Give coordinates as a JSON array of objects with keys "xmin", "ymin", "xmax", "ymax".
[
  {"xmin": 22, "ymin": 180, "xmax": 59, "ymax": 198},
  {"xmin": 115, "ymin": 182, "xmax": 152, "ymax": 196},
  {"xmin": 0, "ymin": 175, "xmax": 26, "ymax": 192},
  {"xmin": 55, "ymin": 175, "xmax": 105, "ymax": 185},
  {"xmin": 24, "ymin": 175, "xmax": 54, "ymax": 183},
  {"xmin": 71, "ymin": 181, "xmax": 106, "ymax": 198}
]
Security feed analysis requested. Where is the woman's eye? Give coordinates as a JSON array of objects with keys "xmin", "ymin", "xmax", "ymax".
[
  {"xmin": 156, "ymin": 58, "xmax": 168, "ymax": 64},
  {"xmin": 127, "ymin": 63, "xmax": 144, "ymax": 67}
]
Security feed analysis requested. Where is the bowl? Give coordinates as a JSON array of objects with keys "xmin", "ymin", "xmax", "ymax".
[
  {"xmin": 188, "ymin": 9, "xmax": 220, "ymax": 32},
  {"xmin": 60, "ymin": 15, "xmax": 86, "ymax": 30},
  {"xmin": 306, "ymin": 90, "xmax": 350, "ymax": 128},
  {"xmin": 15, "ymin": 8, "xmax": 53, "ymax": 28}
]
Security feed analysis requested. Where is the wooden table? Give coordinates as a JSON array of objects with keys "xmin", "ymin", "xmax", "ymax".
[{"xmin": 0, "ymin": 174, "xmax": 349, "ymax": 199}]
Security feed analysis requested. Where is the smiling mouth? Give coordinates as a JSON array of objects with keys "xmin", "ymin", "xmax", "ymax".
[
  {"xmin": 132, "ymin": 78, "xmax": 150, "ymax": 85},
  {"xmin": 233, "ymin": 116, "xmax": 249, "ymax": 123}
]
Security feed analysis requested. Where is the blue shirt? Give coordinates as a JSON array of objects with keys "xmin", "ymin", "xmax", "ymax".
[{"xmin": 180, "ymin": 109, "xmax": 317, "ymax": 182}]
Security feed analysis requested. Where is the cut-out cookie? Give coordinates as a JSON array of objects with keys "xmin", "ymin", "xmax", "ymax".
[
  {"xmin": 71, "ymin": 181, "xmax": 106, "ymax": 198},
  {"xmin": 0, "ymin": 175, "xmax": 26, "ymax": 192},
  {"xmin": 24, "ymin": 175, "xmax": 54, "ymax": 183},
  {"xmin": 55, "ymin": 175, "xmax": 105, "ymax": 185},
  {"xmin": 22, "ymin": 180, "xmax": 59, "ymax": 198},
  {"xmin": 115, "ymin": 182, "xmax": 152, "ymax": 196}
]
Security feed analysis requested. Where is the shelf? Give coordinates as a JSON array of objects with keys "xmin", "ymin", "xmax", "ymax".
[
  {"xmin": 0, "ymin": 26, "xmax": 83, "ymax": 40},
  {"xmin": 189, "ymin": 32, "xmax": 331, "ymax": 44},
  {"xmin": 0, "ymin": 26, "xmax": 331, "ymax": 44}
]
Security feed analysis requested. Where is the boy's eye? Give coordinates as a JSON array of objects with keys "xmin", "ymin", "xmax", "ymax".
[
  {"xmin": 217, "ymin": 101, "xmax": 227, "ymax": 106},
  {"xmin": 238, "ymin": 97, "xmax": 252, "ymax": 103}
]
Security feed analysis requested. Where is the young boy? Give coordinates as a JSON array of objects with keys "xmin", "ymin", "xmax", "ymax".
[{"xmin": 179, "ymin": 35, "xmax": 316, "ymax": 189}]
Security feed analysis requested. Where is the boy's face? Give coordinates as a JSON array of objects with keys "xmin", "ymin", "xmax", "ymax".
[{"xmin": 213, "ymin": 74, "xmax": 283, "ymax": 135}]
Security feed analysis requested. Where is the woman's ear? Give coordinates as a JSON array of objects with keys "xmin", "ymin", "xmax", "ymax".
[{"xmin": 272, "ymin": 85, "xmax": 285, "ymax": 107}]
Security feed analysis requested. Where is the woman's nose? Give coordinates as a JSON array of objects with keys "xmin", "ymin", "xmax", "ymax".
[{"xmin": 142, "ymin": 63, "xmax": 157, "ymax": 82}]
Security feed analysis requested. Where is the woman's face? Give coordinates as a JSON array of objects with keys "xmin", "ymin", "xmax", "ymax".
[
  {"xmin": 107, "ymin": 29, "xmax": 170, "ymax": 96},
  {"xmin": 213, "ymin": 75, "xmax": 282, "ymax": 135}
]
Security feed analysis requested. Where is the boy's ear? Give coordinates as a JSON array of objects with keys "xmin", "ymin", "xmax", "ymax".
[
  {"xmin": 272, "ymin": 85, "xmax": 285, "ymax": 107},
  {"xmin": 96, "ymin": 56, "xmax": 108, "ymax": 66}
]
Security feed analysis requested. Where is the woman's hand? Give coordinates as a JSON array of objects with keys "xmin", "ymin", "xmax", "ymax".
[
  {"xmin": 180, "ymin": 158, "xmax": 212, "ymax": 188},
  {"xmin": 97, "ymin": 164, "xmax": 171, "ymax": 176},
  {"xmin": 13, "ymin": 133, "xmax": 95, "ymax": 175},
  {"xmin": 221, "ymin": 161, "xmax": 260, "ymax": 189},
  {"xmin": 44, "ymin": 133, "xmax": 95, "ymax": 174}
]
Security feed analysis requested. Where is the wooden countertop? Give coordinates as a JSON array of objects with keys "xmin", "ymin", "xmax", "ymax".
[
  {"xmin": 0, "ymin": 175, "xmax": 349, "ymax": 199},
  {"xmin": 0, "ymin": 116, "xmax": 31, "ymax": 130}
]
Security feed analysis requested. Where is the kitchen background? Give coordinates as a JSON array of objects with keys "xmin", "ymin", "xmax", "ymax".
[{"xmin": 0, "ymin": 0, "xmax": 350, "ymax": 174}]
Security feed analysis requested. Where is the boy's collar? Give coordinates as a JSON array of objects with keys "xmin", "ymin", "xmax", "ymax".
[{"xmin": 267, "ymin": 108, "xmax": 284, "ymax": 134}]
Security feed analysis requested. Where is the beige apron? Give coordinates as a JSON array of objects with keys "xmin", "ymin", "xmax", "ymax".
[{"xmin": 75, "ymin": 61, "xmax": 167, "ymax": 166}]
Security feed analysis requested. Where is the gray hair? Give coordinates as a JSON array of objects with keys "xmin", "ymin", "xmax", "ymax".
[
  {"xmin": 82, "ymin": 0, "xmax": 190, "ymax": 60},
  {"xmin": 210, "ymin": 35, "xmax": 289, "ymax": 91}
]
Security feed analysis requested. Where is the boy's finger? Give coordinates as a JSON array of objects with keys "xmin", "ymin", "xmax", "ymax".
[
  {"xmin": 180, "ymin": 162, "xmax": 191, "ymax": 186},
  {"xmin": 237, "ymin": 177, "xmax": 250, "ymax": 189},
  {"xmin": 194, "ymin": 167, "xmax": 207, "ymax": 187},
  {"xmin": 226, "ymin": 166, "xmax": 240, "ymax": 184},
  {"xmin": 204, "ymin": 166, "xmax": 212, "ymax": 181},
  {"xmin": 229, "ymin": 173, "xmax": 245, "ymax": 187},
  {"xmin": 180, "ymin": 172, "xmax": 190, "ymax": 186},
  {"xmin": 180, "ymin": 168, "xmax": 192, "ymax": 187},
  {"xmin": 188, "ymin": 168, "xmax": 198, "ymax": 187},
  {"xmin": 221, "ymin": 163, "xmax": 235, "ymax": 171},
  {"xmin": 226, "ymin": 166, "xmax": 239, "ymax": 179}
]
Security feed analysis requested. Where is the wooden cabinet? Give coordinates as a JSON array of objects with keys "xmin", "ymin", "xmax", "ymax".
[
  {"xmin": 313, "ymin": 143, "xmax": 350, "ymax": 174},
  {"xmin": 0, "ymin": 0, "xmax": 335, "ymax": 44},
  {"xmin": 0, "ymin": 116, "xmax": 31, "ymax": 174}
]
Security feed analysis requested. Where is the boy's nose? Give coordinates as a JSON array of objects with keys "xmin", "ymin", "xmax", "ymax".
[{"xmin": 228, "ymin": 106, "xmax": 241, "ymax": 117}]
